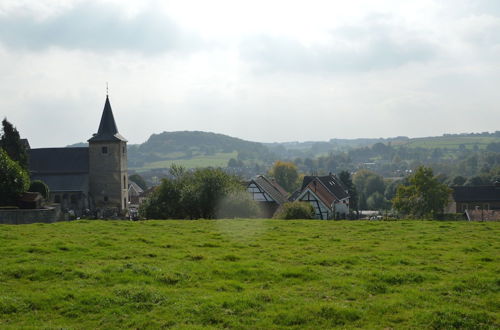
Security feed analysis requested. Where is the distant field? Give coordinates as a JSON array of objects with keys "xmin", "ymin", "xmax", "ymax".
[
  {"xmin": 0, "ymin": 220, "xmax": 498, "ymax": 328},
  {"xmin": 403, "ymin": 136, "xmax": 499, "ymax": 149},
  {"xmin": 135, "ymin": 152, "xmax": 237, "ymax": 170}
]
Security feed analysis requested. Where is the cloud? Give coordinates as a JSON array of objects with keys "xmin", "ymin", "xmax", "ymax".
[
  {"xmin": 0, "ymin": 1, "xmax": 201, "ymax": 54},
  {"xmin": 239, "ymin": 16, "xmax": 437, "ymax": 74}
]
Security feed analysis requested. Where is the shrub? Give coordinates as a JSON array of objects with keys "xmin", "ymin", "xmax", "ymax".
[
  {"xmin": 273, "ymin": 202, "xmax": 315, "ymax": 219},
  {"xmin": 216, "ymin": 190, "xmax": 261, "ymax": 218},
  {"xmin": 28, "ymin": 180, "xmax": 49, "ymax": 199}
]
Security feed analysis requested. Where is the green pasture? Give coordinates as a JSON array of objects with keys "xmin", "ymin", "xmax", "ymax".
[
  {"xmin": 0, "ymin": 220, "xmax": 498, "ymax": 329},
  {"xmin": 404, "ymin": 136, "xmax": 499, "ymax": 149},
  {"xmin": 137, "ymin": 152, "xmax": 237, "ymax": 170}
]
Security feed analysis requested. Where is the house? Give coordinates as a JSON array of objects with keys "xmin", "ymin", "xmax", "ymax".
[
  {"xmin": 448, "ymin": 182, "xmax": 500, "ymax": 213},
  {"xmin": 246, "ymin": 175, "xmax": 289, "ymax": 217},
  {"xmin": 128, "ymin": 181, "xmax": 144, "ymax": 208},
  {"xmin": 295, "ymin": 174, "xmax": 349, "ymax": 219},
  {"xmin": 28, "ymin": 95, "xmax": 129, "ymax": 216}
]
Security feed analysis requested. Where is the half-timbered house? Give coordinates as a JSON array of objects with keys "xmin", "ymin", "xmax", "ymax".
[
  {"xmin": 295, "ymin": 174, "xmax": 349, "ymax": 219},
  {"xmin": 246, "ymin": 175, "xmax": 289, "ymax": 217}
]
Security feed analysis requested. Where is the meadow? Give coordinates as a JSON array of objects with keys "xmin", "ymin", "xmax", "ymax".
[{"xmin": 0, "ymin": 220, "xmax": 498, "ymax": 329}]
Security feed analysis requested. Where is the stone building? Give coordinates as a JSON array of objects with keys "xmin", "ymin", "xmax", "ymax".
[{"xmin": 28, "ymin": 95, "xmax": 128, "ymax": 215}]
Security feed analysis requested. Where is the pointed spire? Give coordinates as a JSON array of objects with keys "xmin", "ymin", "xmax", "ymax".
[{"xmin": 88, "ymin": 95, "xmax": 127, "ymax": 142}]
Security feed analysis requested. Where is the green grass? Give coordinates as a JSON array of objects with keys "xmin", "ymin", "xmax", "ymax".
[
  {"xmin": 403, "ymin": 136, "xmax": 499, "ymax": 149},
  {"xmin": 136, "ymin": 152, "xmax": 237, "ymax": 170},
  {"xmin": 0, "ymin": 220, "xmax": 498, "ymax": 329}
]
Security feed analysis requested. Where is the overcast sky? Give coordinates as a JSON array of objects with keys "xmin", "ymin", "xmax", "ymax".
[{"xmin": 0, "ymin": 0, "xmax": 499, "ymax": 147}]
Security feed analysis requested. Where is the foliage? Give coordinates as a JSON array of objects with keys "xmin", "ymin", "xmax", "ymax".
[
  {"xmin": 140, "ymin": 167, "xmax": 243, "ymax": 219},
  {"xmin": 129, "ymin": 173, "xmax": 147, "ymax": 190},
  {"xmin": 0, "ymin": 148, "xmax": 30, "ymax": 205},
  {"xmin": 353, "ymin": 170, "xmax": 386, "ymax": 210},
  {"xmin": 0, "ymin": 220, "xmax": 497, "ymax": 328},
  {"xmin": 28, "ymin": 180, "xmax": 49, "ymax": 199},
  {"xmin": 216, "ymin": 190, "xmax": 261, "ymax": 218},
  {"xmin": 338, "ymin": 171, "xmax": 358, "ymax": 213},
  {"xmin": 0, "ymin": 118, "xmax": 28, "ymax": 170},
  {"xmin": 392, "ymin": 166, "xmax": 452, "ymax": 218},
  {"xmin": 269, "ymin": 161, "xmax": 299, "ymax": 193},
  {"xmin": 273, "ymin": 202, "xmax": 315, "ymax": 219}
]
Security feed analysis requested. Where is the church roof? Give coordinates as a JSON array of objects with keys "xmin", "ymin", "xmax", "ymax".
[
  {"xmin": 31, "ymin": 173, "xmax": 89, "ymax": 192},
  {"xmin": 88, "ymin": 96, "xmax": 127, "ymax": 142},
  {"xmin": 29, "ymin": 148, "xmax": 89, "ymax": 174}
]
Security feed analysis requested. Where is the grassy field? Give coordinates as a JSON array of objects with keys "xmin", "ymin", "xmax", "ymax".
[
  {"xmin": 403, "ymin": 136, "xmax": 499, "ymax": 149},
  {"xmin": 135, "ymin": 152, "xmax": 237, "ymax": 170},
  {"xmin": 0, "ymin": 220, "xmax": 498, "ymax": 329}
]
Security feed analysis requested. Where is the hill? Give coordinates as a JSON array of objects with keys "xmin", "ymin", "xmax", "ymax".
[
  {"xmin": 0, "ymin": 220, "xmax": 497, "ymax": 328},
  {"xmin": 128, "ymin": 131, "xmax": 273, "ymax": 169}
]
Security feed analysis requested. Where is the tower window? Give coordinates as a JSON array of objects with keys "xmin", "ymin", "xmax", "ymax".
[
  {"xmin": 102, "ymin": 146, "xmax": 108, "ymax": 154},
  {"xmin": 123, "ymin": 175, "xmax": 127, "ymax": 189}
]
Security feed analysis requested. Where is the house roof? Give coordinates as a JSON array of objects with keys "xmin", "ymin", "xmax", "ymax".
[
  {"xmin": 251, "ymin": 175, "xmax": 289, "ymax": 205},
  {"xmin": 128, "ymin": 181, "xmax": 144, "ymax": 195},
  {"xmin": 31, "ymin": 173, "xmax": 89, "ymax": 192},
  {"xmin": 88, "ymin": 96, "xmax": 127, "ymax": 143},
  {"xmin": 29, "ymin": 148, "xmax": 89, "ymax": 174},
  {"xmin": 302, "ymin": 179, "xmax": 337, "ymax": 208},
  {"xmin": 301, "ymin": 174, "xmax": 349, "ymax": 200},
  {"xmin": 452, "ymin": 185, "xmax": 500, "ymax": 203}
]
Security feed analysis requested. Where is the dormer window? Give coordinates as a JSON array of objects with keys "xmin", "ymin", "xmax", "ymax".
[{"xmin": 102, "ymin": 146, "xmax": 108, "ymax": 154}]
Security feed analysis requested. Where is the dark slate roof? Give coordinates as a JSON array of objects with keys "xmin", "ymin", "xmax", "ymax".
[
  {"xmin": 88, "ymin": 96, "xmax": 127, "ymax": 142},
  {"xmin": 31, "ymin": 173, "xmax": 89, "ymax": 192},
  {"xmin": 452, "ymin": 186, "xmax": 500, "ymax": 202},
  {"xmin": 252, "ymin": 175, "xmax": 289, "ymax": 205},
  {"xmin": 29, "ymin": 148, "xmax": 89, "ymax": 174},
  {"xmin": 301, "ymin": 174, "xmax": 349, "ymax": 200}
]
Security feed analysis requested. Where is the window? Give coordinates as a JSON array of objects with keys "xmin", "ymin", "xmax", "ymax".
[
  {"xmin": 124, "ymin": 197, "xmax": 127, "ymax": 208},
  {"xmin": 102, "ymin": 146, "xmax": 108, "ymax": 154},
  {"xmin": 54, "ymin": 195, "xmax": 60, "ymax": 203},
  {"xmin": 104, "ymin": 196, "xmax": 108, "ymax": 202},
  {"xmin": 123, "ymin": 146, "xmax": 126, "ymax": 154},
  {"xmin": 123, "ymin": 175, "xmax": 126, "ymax": 189},
  {"xmin": 70, "ymin": 195, "xmax": 77, "ymax": 204}
]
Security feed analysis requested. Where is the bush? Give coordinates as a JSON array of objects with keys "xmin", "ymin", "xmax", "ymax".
[
  {"xmin": 28, "ymin": 180, "xmax": 49, "ymax": 199},
  {"xmin": 216, "ymin": 190, "xmax": 261, "ymax": 218},
  {"xmin": 273, "ymin": 202, "xmax": 315, "ymax": 220},
  {"xmin": 0, "ymin": 148, "xmax": 30, "ymax": 206}
]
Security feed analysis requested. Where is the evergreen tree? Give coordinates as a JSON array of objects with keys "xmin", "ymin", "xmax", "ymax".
[{"xmin": 0, "ymin": 118, "xmax": 28, "ymax": 170}]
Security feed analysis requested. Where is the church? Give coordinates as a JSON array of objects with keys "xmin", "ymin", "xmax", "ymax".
[{"xmin": 28, "ymin": 95, "xmax": 128, "ymax": 216}]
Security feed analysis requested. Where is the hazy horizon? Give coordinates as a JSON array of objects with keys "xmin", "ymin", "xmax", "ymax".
[{"xmin": 1, "ymin": 0, "xmax": 499, "ymax": 148}]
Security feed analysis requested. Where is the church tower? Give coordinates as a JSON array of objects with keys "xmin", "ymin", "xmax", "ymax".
[{"xmin": 88, "ymin": 95, "xmax": 128, "ymax": 213}]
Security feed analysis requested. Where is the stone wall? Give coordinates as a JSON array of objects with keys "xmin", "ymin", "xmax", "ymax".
[{"xmin": 0, "ymin": 207, "xmax": 61, "ymax": 225}]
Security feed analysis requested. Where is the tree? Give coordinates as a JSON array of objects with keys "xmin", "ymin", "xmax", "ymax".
[
  {"xmin": 392, "ymin": 166, "xmax": 451, "ymax": 218},
  {"xmin": 139, "ymin": 167, "xmax": 244, "ymax": 219},
  {"xmin": 0, "ymin": 148, "xmax": 30, "ymax": 205},
  {"xmin": 338, "ymin": 170, "xmax": 358, "ymax": 214},
  {"xmin": 269, "ymin": 161, "xmax": 299, "ymax": 193},
  {"xmin": 353, "ymin": 170, "xmax": 386, "ymax": 210},
  {"xmin": 0, "ymin": 118, "xmax": 28, "ymax": 170},
  {"xmin": 452, "ymin": 176, "xmax": 467, "ymax": 186},
  {"xmin": 129, "ymin": 173, "xmax": 147, "ymax": 190}
]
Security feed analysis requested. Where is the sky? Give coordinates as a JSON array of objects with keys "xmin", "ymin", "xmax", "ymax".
[{"xmin": 0, "ymin": 0, "xmax": 499, "ymax": 147}]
